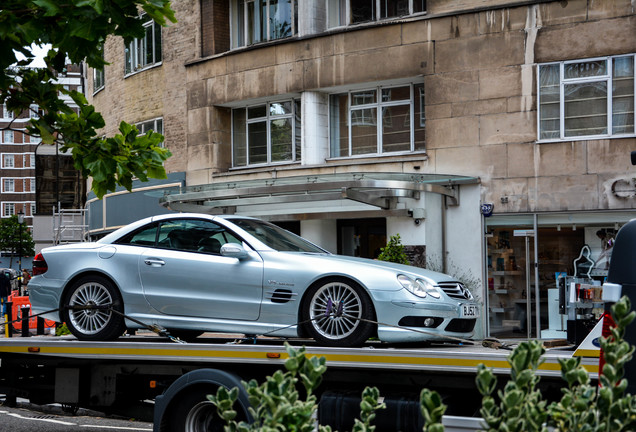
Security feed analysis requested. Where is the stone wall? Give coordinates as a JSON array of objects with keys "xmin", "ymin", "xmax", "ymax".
[{"xmin": 185, "ymin": 0, "xmax": 636, "ymax": 213}]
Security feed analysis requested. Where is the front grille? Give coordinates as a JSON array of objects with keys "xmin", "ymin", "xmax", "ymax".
[
  {"xmin": 438, "ymin": 282, "xmax": 471, "ymax": 300},
  {"xmin": 445, "ymin": 318, "xmax": 476, "ymax": 333}
]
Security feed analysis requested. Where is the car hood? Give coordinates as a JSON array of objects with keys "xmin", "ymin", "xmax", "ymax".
[{"xmin": 288, "ymin": 252, "xmax": 457, "ymax": 284}]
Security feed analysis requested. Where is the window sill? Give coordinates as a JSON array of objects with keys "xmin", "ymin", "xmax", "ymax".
[
  {"xmin": 536, "ymin": 133, "xmax": 636, "ymax": 144},
  {"xmin": 124, "ymin": 62, "xmax": 163, "ymax": 79}
]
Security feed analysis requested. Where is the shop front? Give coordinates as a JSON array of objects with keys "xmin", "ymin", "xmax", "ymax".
[{"xmin": 485, "ymin": 211, "xmax": 636, "ymax": 342}]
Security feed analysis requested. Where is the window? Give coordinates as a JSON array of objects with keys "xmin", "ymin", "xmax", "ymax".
[
  {"xmin": 3, "ymin": 155, "xmax": 14, "ymax": 168},
  {"xmin": 116, "ymin": 219, "xmax": 242, "ymax": 254},
  {"xmin": 26, "ymin": 178, "xmax": 35, "ymax": 192},
  {"xmin": 3, "ymin": 130, "xmax": 14, "ymax": 144},
  {"xmin": 30, "ymin": 203, "xmax": 36, "ymax": 217},
  {"xmin": 3, "ymin": 179, "xmax": 15, "ymax": 193},
  {"xmin": 136, "ymin": 118, "xmax": 164, "ymax": 147},
  {"xmin": 125, "ymin": 14, "xmax": 162, "ymax": 75},
  {"xmin": 3, "ymin": 203, "xmax": 15, "ymax": 217},
  {"xmin": 328, "ymin": 0, "xmax": 426, "ymax": 27},
  {"xmin": 29, "ymin": 104, "xmax": 40, "ymax": 119},
  {"xmin": 94, "ymin": 48, "xmax": 105, "ymax": 91},
  {"xmin": 232, "ymin": 100, "xmax": 301, "ymax": 167},
  {"xmin": 538, "ymin": 54, "xmax": 635, "ymax": 140},
  {"xmin": 329, "ymin": 83, "xmax": 425, "ymax": 157},
  {"xmin": 2, "ymin": 105, "xmax": 13, "ymax": 120},
  {"xmin": 231, "ymin": 0, "xmax": 298, "ymax": 48},
  {"xmin": 28, "ymin": 153, "xmax": 35, "ymax": 168},
  {"xmin": 29, "ymin": 134, "xmax": 41, "ymax": 144}
]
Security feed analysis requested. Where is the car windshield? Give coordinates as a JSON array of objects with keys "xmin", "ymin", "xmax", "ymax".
[{"xmin": 231, "ymin": 219, "xmax": 326, "ymax": 253}]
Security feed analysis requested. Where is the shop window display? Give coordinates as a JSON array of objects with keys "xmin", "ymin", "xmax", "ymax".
[{"xmin": 486, "ymin": 225, "xmax": 618, "ymax": 340}]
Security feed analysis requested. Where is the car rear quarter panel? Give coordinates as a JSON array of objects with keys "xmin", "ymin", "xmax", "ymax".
[{"xmin": 29, "ymin": 244, "xmax": 151, "ymax": 320}]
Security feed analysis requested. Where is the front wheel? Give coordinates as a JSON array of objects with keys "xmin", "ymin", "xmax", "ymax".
[
  {"xmin": 62, "ymin": 275, "xmax": 125, "ymax": 341},
  {"xmin": 302, "ymin": 278, "xmax": 375, "ymax": 347}
]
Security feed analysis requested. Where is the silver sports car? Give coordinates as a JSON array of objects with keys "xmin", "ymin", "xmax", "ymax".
[{"xmin": 29, "ymin": 214, "xmax": 479, "ymax": 346}]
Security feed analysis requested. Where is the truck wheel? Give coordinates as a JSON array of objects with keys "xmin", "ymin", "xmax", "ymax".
[
  {"xmin": 169, "ymin": 388, "xmax": 225, "ymax": 432},
  {"xmin": 302, "ymin": 278, "xmax": 375, "ymax": 347},
  {"xmin": 62, "ymin": 275, "xmax": 126, "ymax": 341}
]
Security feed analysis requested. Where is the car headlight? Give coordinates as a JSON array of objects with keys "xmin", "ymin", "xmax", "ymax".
[{"xmin": 397, "ymin": 275, "xmax": 442, "ymax": 299}]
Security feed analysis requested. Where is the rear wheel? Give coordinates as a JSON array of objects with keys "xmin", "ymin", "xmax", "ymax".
[
  {"xmin": 62, "ymin": 275, "xmax": 125, "ymax": 341},
  {"xmin": 302, "ymin": 278, "xmax": 375, "ymax": 347}
]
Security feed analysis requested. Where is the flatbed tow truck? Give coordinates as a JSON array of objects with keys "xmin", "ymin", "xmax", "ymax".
[{"xmin": 0, "ymin": 327, "xmax": 602, "ymax": 432}]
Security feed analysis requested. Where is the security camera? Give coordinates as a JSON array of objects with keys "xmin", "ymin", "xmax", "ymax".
[{"xmin": 414, "ymin": 218, "xmax": 421, "ymax": 226}]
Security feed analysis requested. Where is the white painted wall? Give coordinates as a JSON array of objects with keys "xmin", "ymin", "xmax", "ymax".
[
  {"xmin": 301, "ymin": 92, "xmax": 329, "ymax": 165},
  {"xmin": 445, "ymin": 185, "xmax": 485, "ymax": 338},
  {"xmin": 301, "ymin": 219, "xmax": 337, "ymax": 253}
]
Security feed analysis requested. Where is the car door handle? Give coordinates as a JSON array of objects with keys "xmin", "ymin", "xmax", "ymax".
[{"xmin": 144, "ymin": 258, "xmax": 166, "ymax": 267}]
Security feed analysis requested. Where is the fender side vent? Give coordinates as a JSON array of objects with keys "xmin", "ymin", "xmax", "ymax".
[{"xmin": 267, "ymin": 289, "xmax": 296, "ymax": 304}]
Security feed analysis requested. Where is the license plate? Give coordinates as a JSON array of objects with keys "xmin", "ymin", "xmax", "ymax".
[{"xmin": 461, "ymin": 304, "xmax": 479, "ymax": 318}]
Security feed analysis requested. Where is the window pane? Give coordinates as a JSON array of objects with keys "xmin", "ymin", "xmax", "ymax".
[
  {"xmin": 351, "ymin": 0, "xmax": 375, "ymax": 23},
  {"xmin": 382, "ymin": 86, "xmax": 410, "ymax": 102},
  {"xmin": 248, "ymin": 105, "xmax": 267, "ymax": 118},
  {"xmin": 564, "ymin": 81, "xmax": 608, "ymax": 137},
  {"xmin": 351, "ymin": 108, "xmax": 377, "ymax": 155},
  {"xmin": 351, "ymin": 90, "xmax": 376, "ymax": 106},
  {"xmin": 328, "ymin": 0, "xmax": 345, "ymax": 27},
  {"xmin": 329, "ymin": 93, "xmax": 349, "ymax": 157},
  {"xmin": 125, "ymin": 43, "xmax": 132, "ymax": 74},
  {"xmin": 248, "ymin": 121, "xmax": 267, "ymax": 164},
  {"xmin": 233, "ymin": 109, "xmax": 247, "ymax": 167},
  {"xmin": 382, "ymin": 105, "xmax": 410, "ymax": 152},
  {"xmin": 270, "ymin": 117, "xmax": 292, "ymax": 162},
  {"xmin": 413, "ymin": 0, "xmax": 426, "ymax": 13},
  {"xmin": 145, "ymin": 25, "xmax": 154, "ymax": 65},
  {"xmin": 414, "ymin": 84, "xmax": 425, "ymax": 150},
  {"xmin": 381, "ymin": 0, "xmax": 409, "ymax": 18},
  {"xmin": 269, "ymin": 0, "xmax": 292, "ymax": 40},
  {"xmin": 564, "ymin": 60, "xmax": 607, "ymax": 79},
  {"xmin": 612, "ymin": 56, "xmax": 634, "ymax": 135},
  {"xmin": 270, "ymin": 101, "xmax": 291, "ymax": 116},
  {"xmin": 294, "ymin": 99, "xmax": 301, "ymax": 160},
  {"xmin": 539, "ymin": 64, "xmax": 560, "ymax": 140},
  {"xmin": 154, "ymin": 21, "xmax": 162, "ymax": 63}
]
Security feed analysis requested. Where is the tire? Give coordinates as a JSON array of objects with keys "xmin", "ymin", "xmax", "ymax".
[
  {"xmin": 168, "ymin": 388, "xmax": 226, "ymax": 432},
  {"xmin": 62, "ymin": 275, "xmax": 126, "ymax": 341},
  {"xmin": 302, "ymin": 278, "xmax": 375, "ymax": 347}
]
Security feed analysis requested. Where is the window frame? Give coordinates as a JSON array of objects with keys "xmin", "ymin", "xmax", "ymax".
[
  {"xmin": 232, "ymin": 99, "xmax": 301, "ymax": 168},
  {"xmin": 327, "ymin": 0, "xmax": 426, "ymax": 28},
  {"xmin": 537, "ymin": 54, "xmax": 636, "ymax": 142},
  {"xmin": 2, "ymin": 154, "xmax": 15, "ymax": 169},
  {"xmin": 124, "ymin": 14, "xmax": 163, "ymax": 76},
  {"xmin": 231, "ymin": 0, "xmax": 298, "ymax": 49},
  {"xmin": 3, "ymin": 178, "xmax": 15, "ymax": 193},
  {"xmin": 3, "ymin": 203, "xmax": 15, "ymax": 217},
  {"xmin": 2, "ymin": 104, "xmax": 14, "ymax": 120},
  {"xmin": 135, "ymin": 117, "xmax": 164, "ymax": 147},
  {"xmin": 329, "ymin": 83, "xmax": 425, "ymax": 158},
  {"xmin": 3, "ymin": 130, "xmax": 14, "ymax": 144}
]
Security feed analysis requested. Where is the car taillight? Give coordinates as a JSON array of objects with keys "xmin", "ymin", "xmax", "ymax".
[
  {"xmin": 32, "ymin": 253, "xmax": 48, "ymax": 275},
  {"xmin": 599, "ymin": 282, "xmax": 622, "ymax": 383}
]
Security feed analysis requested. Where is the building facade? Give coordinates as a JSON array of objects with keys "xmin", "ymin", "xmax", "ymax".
[{"xmin": 86, "ymin": 0, "xmax": 636, "ymax": 339}]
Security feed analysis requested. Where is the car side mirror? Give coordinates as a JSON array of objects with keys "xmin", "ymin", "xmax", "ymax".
[{"xmin": 220, "ymin": 243, "xmax": 249, "ymax": 259}]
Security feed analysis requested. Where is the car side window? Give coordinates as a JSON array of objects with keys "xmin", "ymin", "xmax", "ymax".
[
  {"xmin": 115, "ymin": 224, "xmax": 158, "ymax": 246},
  {"xmin": 156, "ymin": 219, "xmax": 243, "ymax": 255}
]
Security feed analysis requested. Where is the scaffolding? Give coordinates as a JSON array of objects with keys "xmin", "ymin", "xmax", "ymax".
[{"xmin": 53, "ymin": 208, "xmax": 88, "ymax": 245}]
